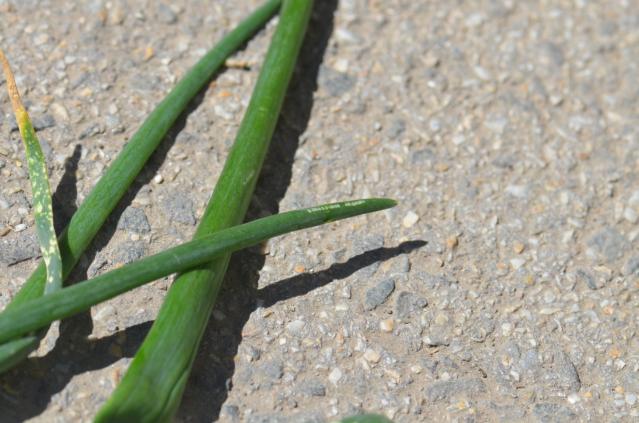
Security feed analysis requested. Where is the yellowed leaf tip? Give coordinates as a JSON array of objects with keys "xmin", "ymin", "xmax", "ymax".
[{"xmin": 0, "ymin": 49, "xmax": 29, "ymax": 129}]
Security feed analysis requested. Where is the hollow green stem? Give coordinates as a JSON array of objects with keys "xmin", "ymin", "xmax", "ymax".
[{"xmin": 96, "ymin": 1, "xmax": 313, "ymax": 421}]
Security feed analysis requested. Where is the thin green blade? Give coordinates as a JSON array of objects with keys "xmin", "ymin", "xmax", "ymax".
[
  {"xmin": 0, "ymin": 199, "xmax": 395, "ymax": 344},
  {"xmin": 0, "ymin": 50, "xmax": 62, "ymax": 294}
]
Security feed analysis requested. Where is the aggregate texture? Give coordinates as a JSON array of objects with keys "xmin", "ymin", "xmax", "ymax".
[{"xmin": 1, "ymin": 0, "xmax": 639, "ymax": 422}]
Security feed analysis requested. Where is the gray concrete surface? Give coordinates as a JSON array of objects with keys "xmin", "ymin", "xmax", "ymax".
[{"xmin": 1, "ymin": 0, "xmax": 639, "ymax": 421}]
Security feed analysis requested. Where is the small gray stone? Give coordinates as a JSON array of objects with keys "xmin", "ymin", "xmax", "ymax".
[
  {"xmin": 289, "ymin": 411, "xmax": 324, "ymax": 423},
  {"xmin": 129, "ymin": 74, "xmax": 161, "ymax": 92},
  {"xmin": 492, "ymin": 155, "xmax": 516, "ymax": 169},
  {"xmin": 286, "ymin": 320, "xmax": 306, "ymax": 337},
  {"xmin": 410, "ymin": 148, "xmax": 435, "ymax": 165},
  {"xmin": 365, "ymin": 278, "xmax": 395, "ymax": 310},
  {"xmin": 389, "ymin": 255, "xmax": 411, "ymax": 274},
  {"xmin": 0, "ymin": 233, "xmax": 40, "ymax": 265},
  {"xmin": 395, "ymin": 291, "xmax": 428, "ymax": 319},
  {"xmin": 469, "ymin": 317, "xmax": 495, "ymax": 343},
  {"xmin": 423, "ymin": 331, "xmax": 450, "ymax": 347},
  {"xmin": 297, "ymin": 378, "xmax": 326, "ymax": 397},
  {"xmin": 243, "ymin": 344, "xmax": 261, "ymax": 362},
  {"xmin": 0, "ymin": 194, "xmax": 10, "ymax": 209},
  {"xmin": 587, "ymin": 227, "xmax": 627, "ymax": 262},
  {"xmin": 105, "ymin": 114, "xmax": 121, "ymax": 131},
  {"xmin": 87, "ymin": 256, "xmax": 109, "ymax": 278},
  {"xmin": 156, "ymin": 4, "xmax": 177, "ymax": 24},
  {"xmin": 538, "ymin": 42, "xmax": 565, "ymax": 68},
  {"xmin": 492, "ymin": 404, "xmax": 526, "ymax": 422},
  {"xmin": 160, "ymin": 191, "xmax": 196, "ymax": 225},
  {"xmin": 8, "ymin": 117, "xmax": 17, "ymax": 132},
  {"xmin": 550, "ymin": 351, "xmax": 581, "ymax": 392},
  {"xmin": 575, "ymin": 268, "xmax": 599, "ymax": 290},
  {"xmin": 78, "ymin": 123, "xmax": 104, "ymax": 139},
  {"xmin": 318, "ymin": 65, "xmax": 356, "ymax": 97},
  {"xmin": 623, "ymin": 256, "xmax": 639, "ymax": 276},
  {"xmin": 113, "ymin": 241, "xmax": 147, "ymax": 265},
  {"xmin": 425, "ymin": 378, "xmax": 486, "ymax": 402},
  {"xmin": 418, "ymin": 272, "xmax": 455, "ymax": 289},
  {"xmin": 32, "ymin": 114, "xmax": 56, "ymax": 130},
  {"xmin": 117, "ymin": 206, "xmax": 151, "ymax": 233},
  {"xmin": 532, "ymin": 403, "xmax": 576, "ymax": 423},
  {"xmin": 387, "ymin": 119, "xmax": 406, "ymax": 139},
  {"xmin": 259, "ymin": 360, "xmax": 283, "ymax": 382},
  {"xmin": 220, "ymin": 404, "xmax": 240, "ymax": 422},
  {"xmin": 247, "ymin": 414, "xmax": 288, "ymax": 423},
  {"xmin": 520, "ymin": 349, "xmax": 541, "ymax": 373},
  {"xmin": 397, "ymin": 325, "xmax": 423, "ymax": 353}
]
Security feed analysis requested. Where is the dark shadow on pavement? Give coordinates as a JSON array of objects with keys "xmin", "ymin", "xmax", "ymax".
[
  {"xmin": 259, "ymin": 241, "xmax": 427, "ymax": 309},
  {"xmin": 52, "ymin": 144, "xmax": 81, "ymax": 235}
]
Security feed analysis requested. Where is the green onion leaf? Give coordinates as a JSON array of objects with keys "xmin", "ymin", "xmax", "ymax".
[
  {"xmin": 96, "ymin": 1, "xmax": 314, "ymax": 421},
  {"xmin": 0, "ymin": 198, "xmax": 395, "ymax": 344},
  {"xmin": 0, "ymin": 50, "xmax": 62, "ymax": 295}
]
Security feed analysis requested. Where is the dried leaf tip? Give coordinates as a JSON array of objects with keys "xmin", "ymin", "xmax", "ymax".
[{"xmin": 0, "ymin": 49, "xmax": 29, "ymax": 129}]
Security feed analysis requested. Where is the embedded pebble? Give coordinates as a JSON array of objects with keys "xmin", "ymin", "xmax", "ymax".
[
  {"xmin": 425, "ymin": 379, "xmax": 486, "ymax": 403},
  {"xmin": 117, "ymin": 206, "xmax": 151, "ymax": 234},
  {"xmin": 363, "ymin": 349, "xmax": 381, "ymax": 364},
  {"xmin": 159, "ymin": 190, "xmax": 196, "ymax": 225},
  {"xmin": 395, "ymin": 291, "xmax": 428, "ymax": 319},
  {"xmin": 587, "ymin": 227, "xmax": 627, "ymax": 262},
  {"xmin": 379, "ymin": 318, "xmax": 394, "ymax": 332},
  {"xmin": 0, "ymin": 233, "xmax": 39, "ymax": 265},
  {"xmin": 286, "ymin": 320, "xmax": 306, "ymax": 337},
  {"xmin": 113, "ymin": 241, "xmax": 147, "ymax": 265},
  {"xmin": 328, "ymin": 368, "xmax": 343, "ymax": 385},
  {"xmin": 297, "ymin": 379, "xmax": 326, "ymax": 397},
  {"xmin": 364, "ymin": 278, "xmax": 395, "ymax": 310},
  {"xmin": 402, "ymin": 211, "xmax": 419, "ymax": 228},
  {"xmin": 532, "ymin": 403, "xmax": 576, "ymax": 422}
]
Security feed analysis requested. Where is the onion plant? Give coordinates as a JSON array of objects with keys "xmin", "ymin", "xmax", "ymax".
[
  {"xmin": 0, "ymin": 0, "xmax": 282, "ymax": 374},
  {"xmin": 95, "ymin": 1, "xmax": 315, "ymax": 421},
  {"xmin": 1, "ymin": 1, "xmax": 397, "ymax": 422},
  {"xmin": 0, "ymin": 199, "xmax": 394, "ymax": 344}
]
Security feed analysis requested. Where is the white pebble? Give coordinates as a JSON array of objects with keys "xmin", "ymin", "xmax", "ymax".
[
  {"xmin": 94, "ymin": 305, "xmax": 116, "ymax": 321},
  {"xmin": 328, "ymin": 367, "xmax": 343, "ymax": 385},
  {"xmin": 624, "ymin": 207, "xmax": 638, "ymax": 223},
  {"xmin": 335, "ymin": 303, "xmax": 349, "ymax": 311},
  {"xmin": 626, "ymin": 393, "xmax": 637, "ymax": 406},
  {"xmin": 286, "ymin": 320, "xmax": 305, "ymax": 336},
  {"xmin": 402, "ymin": 211, "xmax": 419, "ymax": 228},
  {"xmin": 363, "ymin": 349, "xmax": 381, "ymax": 363},
  {"xmin": 14, "ymin": 224, "xmax": 27, "ymax": 232},
  {"xmin": 334, "ymin": 58, "xmax": 349, "ymax": 73},
  {"xmin": 501, "ymin": 322, "xmax": 513, "ymax": 336},
  {"xmin": 629, "ymin": 191, "xmax": 639, "ymax": 208},
  {"xmin": 379, "ymin": 319, "xmax": 394, "ymax": 333},
  {"xmin": 567, "ymin": 393, "xmax": 581, "ymax": 404},
  {"xmin": 505, "ymin": 184, "xmax": 529, "ymax": 198},
  {"xmin": 473, "ymin": 66, "xmax": 492, "ymax": 81},
  {"xmin": 153, "ymin": 174, "xmax": 164, "ymax": 184},
  {"xmin": 510, "ymin": 258, "xmax": 526, "ymax": 270}
]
